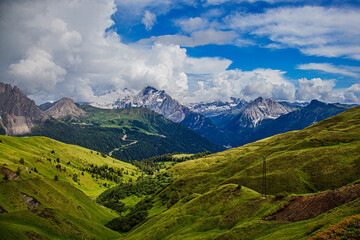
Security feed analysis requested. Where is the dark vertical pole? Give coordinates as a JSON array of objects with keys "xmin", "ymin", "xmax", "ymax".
[{"xmin": 262, "ymin": 156, "xmax": 266, "ymax": 199}]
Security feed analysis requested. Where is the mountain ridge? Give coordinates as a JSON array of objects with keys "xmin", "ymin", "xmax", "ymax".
[
  {"xmin": 92, "ymin": 86, "xmax": 227, "ymax": 146},
  {"xmin": 44, "ymin": 97, "xmax": 85, "ymax": 119}
]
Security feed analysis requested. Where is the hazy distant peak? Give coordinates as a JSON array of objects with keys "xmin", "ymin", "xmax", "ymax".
[{"xmin": 45, "ymin": 97, "xmax": 85, "ymax": 119}]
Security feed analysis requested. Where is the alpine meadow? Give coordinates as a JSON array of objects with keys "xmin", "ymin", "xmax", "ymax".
[{"xmin": 1, "ymin": 0, "xmax": 360, "ymax": 240}]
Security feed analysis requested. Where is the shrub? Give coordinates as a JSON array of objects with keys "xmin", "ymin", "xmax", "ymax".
[
  {"xmin": 19, "ymin": 158, "xmax": 25, "ymax": 165},
  {"xmin": 274, "ymin": 192, "xmax": 289, "ymax": 201},
  {"xmin": 167, "ymin": 191, "xmax": 180, "ymax": 208},
  {"xmin": 16, "ymin": 167, "xmax": 21, "ymax": 176},
  {"xmin": 72, "ymin": 174, "xmax": 78, "ymax": 182}
]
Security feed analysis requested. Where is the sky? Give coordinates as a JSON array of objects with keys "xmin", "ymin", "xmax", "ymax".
[{"xmin": 1, "ymin": 0, "xmax": 360, "ymax": 104}]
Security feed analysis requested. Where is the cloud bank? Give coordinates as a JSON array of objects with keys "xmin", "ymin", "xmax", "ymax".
[{"xmin": 1, "ymin": 0, "xmax": 360, "ymax": 105}]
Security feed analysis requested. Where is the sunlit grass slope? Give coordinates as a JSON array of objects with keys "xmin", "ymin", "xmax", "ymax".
[
  {"xmin": 171, "ymin": 105, "xmax": 360, "ymax": 195},
  {"xmin": 0, "ymin": 178, "xmax": 120, "ymax": 239},
  {"xmin": 0, "ymin": 135, "xmax": 143, "ymax": 239},
  {"xmin": 0, "ymin": 135, "xmax": 140, "ymax": 197},
  {"xmin": 123, "ymin": 106, "xmax": 360, "ymax": 240}
]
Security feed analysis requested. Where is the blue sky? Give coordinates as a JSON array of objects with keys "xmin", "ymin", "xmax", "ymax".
[
  {"xmin": 1, "ymin": 0, "xmax": 360, "ymax": 104},
  {"xmin": 111, "ymin": 0, "xmax": 360, "ymax": 89}
]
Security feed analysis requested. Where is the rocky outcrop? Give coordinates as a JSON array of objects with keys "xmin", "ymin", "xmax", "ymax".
[
  {"xmin": 0, "ymin": 82, "xmax": 48, "ymax": 135},
  {"xmin": 21, "ymin": 193, "xmax": 41, "ymax": 209},
  {"xmin": 45, "ymin": 97, "xmax": 85, "ymax": 119},
  {"xmin": 0, "ymin": 167, "xmax": 19, "ymax": 180}
]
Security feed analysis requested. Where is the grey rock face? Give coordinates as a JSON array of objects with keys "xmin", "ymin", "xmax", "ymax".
[
  {"xmin": 0, "ymin": 82, "xmax": 48, "ymax": 135},
  {"xmin": 45, "ymin": 97, "xmax": 85, "ymax": 119},
  {"xmin": 21, "ymin": 193, "xmax": 41, "ymax": 209},
  {"xmin": 233, "ymin": 97, "xmax": 298, "ymax": 128},
  {"xmin": 114, "ymin": 86, "xmax": 187, "ymax": 123}
]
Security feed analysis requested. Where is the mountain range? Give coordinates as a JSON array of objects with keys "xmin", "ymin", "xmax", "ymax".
[
  {"xmin": 91, "ymin": 86, "xmax": 227, "ymax": 145},
  {"xmin": 2, "ymin": 101, "xmax": 359, "ymax": 239},
  {"xmin": 90, "ymin": 86, "xmax": 356, "ymax": 147},
  {"xmin": 0, "ymin": 83, "xmax": 222, "ymax": 161},
  {"xmin": 1, "ymin": 81, "xmax": 357, "ymax": 153}
]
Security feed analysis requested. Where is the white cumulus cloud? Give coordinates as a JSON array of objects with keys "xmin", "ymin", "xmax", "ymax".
[{"xmin": 142, "ymin": 10, "xmax": 157, "ymax": 30}]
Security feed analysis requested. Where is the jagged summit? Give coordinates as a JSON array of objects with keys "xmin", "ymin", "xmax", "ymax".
[
  {"xmin": 0, "ymin": 82, "xmax": 48, "ymax": 135},
  {"xmin": 45, "ymin": 97, "xmax": 85, "ymax": 119},
  {"xmin": 233, "ymin": 97, "xmax": 297, "ymax": 128},
  {"xmin": 142, "ymin": 86, "xmax": 159, "ymax": 94}
]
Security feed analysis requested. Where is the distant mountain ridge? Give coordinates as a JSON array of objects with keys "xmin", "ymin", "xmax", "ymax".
[
  {"xmin": 43, "ymin": 97, "xmax": 85, "ymax": 119},
  {"xmin": 90, "ymin": 86, "xmax": 357, "ymax": 147},
  {"xmin": 91, "ymin": 86, "xmax": 226, "ymax": 145},
  {"xmin": 228, "ymin": 99, "xmax": 356, "ymax": 146},
  {"xmin": 0, "ymin": 83, "xmax": 221, "ymax": 160}
]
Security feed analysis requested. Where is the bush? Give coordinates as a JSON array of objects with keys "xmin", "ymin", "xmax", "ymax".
[
  {"xmin": 274, "ymin": 192, "xmax": 289, "ymax": 201},
  {"xmin": 16, "ymin": 167, "xmax": 21, "ymax": 176},
  {"xmin": 103, "ymin": 199, "xmax": 126, "ymax": 213},
  {"xmin": 105, "ymin": 210, "xmax": 148, "ymax": 232},
  {"xmin": 167, "ymin": 191, "xmax": 180, "ymax": 208},
  {"xmin": 19, "ymin": 158, "xmax": 25, "ymax": 165},
  {"xmin": 72, "ymin": 174, "xmax": 78, "ymax": 182},
  {"xmin": 105, "ymin": 197, "xmax": 153, "ymax": 232}
]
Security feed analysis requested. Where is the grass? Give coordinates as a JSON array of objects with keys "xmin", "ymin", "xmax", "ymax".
[
  {"xmin": 0, "ymin": 135, "xmax": 140, "ymax": 198},
  {"xmin": 0, "ymin": 177, "xmax": 121, "ymax": 239},
  {"xmin": 121, "ymin": 106, "xmax": 360, "ymax": 240},
  {"xmin": 1, "ymin": 106, "xmax": 360, "ymax": 239},
  {"xmin": 0, "ymin": 135, "xmax": 141, "ymax": 239}
]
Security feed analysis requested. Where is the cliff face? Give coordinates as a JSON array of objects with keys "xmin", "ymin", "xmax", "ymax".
[{"xmin": 0, "ymin": 82, "xmax": 48, "ymax": 135}]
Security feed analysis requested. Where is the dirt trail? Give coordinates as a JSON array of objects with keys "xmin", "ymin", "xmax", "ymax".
[
  {"xmin": 270, "ymin": 183, "xmax": 360, "ymax": 222},
  {"xmin": 122, "ymin": 134, "xmax": 127, "ymax": 141}
]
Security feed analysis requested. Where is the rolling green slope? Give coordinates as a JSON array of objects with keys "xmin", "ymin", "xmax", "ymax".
[
  {"xmin": 171, "ymin": 105, "xmax": 360, "ymax": 195},
  {"xmin": 121, "ymin": 106, "xmax": 360, "ymax": 239},
  {"xmin": 0, "ymin": 135, "xmax": 144, "ymax": 239},
  {"xmin": 0, "ymin": 178, "xmax": 120, "ymax": 240},
  {"xmin": 31, "ymin": 106, "xmax": 223, "ymax": 161},
  {"xmin": 0, "ymin": 135, "xmax": 139, "ymax": 197}
]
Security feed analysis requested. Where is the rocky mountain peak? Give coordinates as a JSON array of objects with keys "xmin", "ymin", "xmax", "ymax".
[
  {"xmin": 235, "ymin": 97, "xmax": 298, "ymax": 128},
  {"xmin": 0, "ymin": 82, "xmax": 48, "ymax": 135},
  {"xmin": 45, "ymin": 97, "xmax": 85, "ymax": 119},
  {"xmin": 307, "ymin": 99, "xmax": 326, "ymax": 108},
  {"xmin": 142, "ymin": 86, "xmax": 159, "ymax": 95}
]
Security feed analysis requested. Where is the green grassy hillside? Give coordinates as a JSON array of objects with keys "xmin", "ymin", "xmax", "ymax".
[
  {"xmin": 0, "ymin": 135, "xmax": 140, "ymax": 197},
  {"xmin": 0, "ymin": 178, "xmax": 121, "ymax": 240},
  {"xmin": 121, "ymin": 106, "xmax": 360, "ymax": 239},
  {"xmin": 31, "ymin": 106, "xmax": 223, "ymax": 161},
  {"xmin": 0, "ymin": 135, "xmax": 145, "ymax": 239}
]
